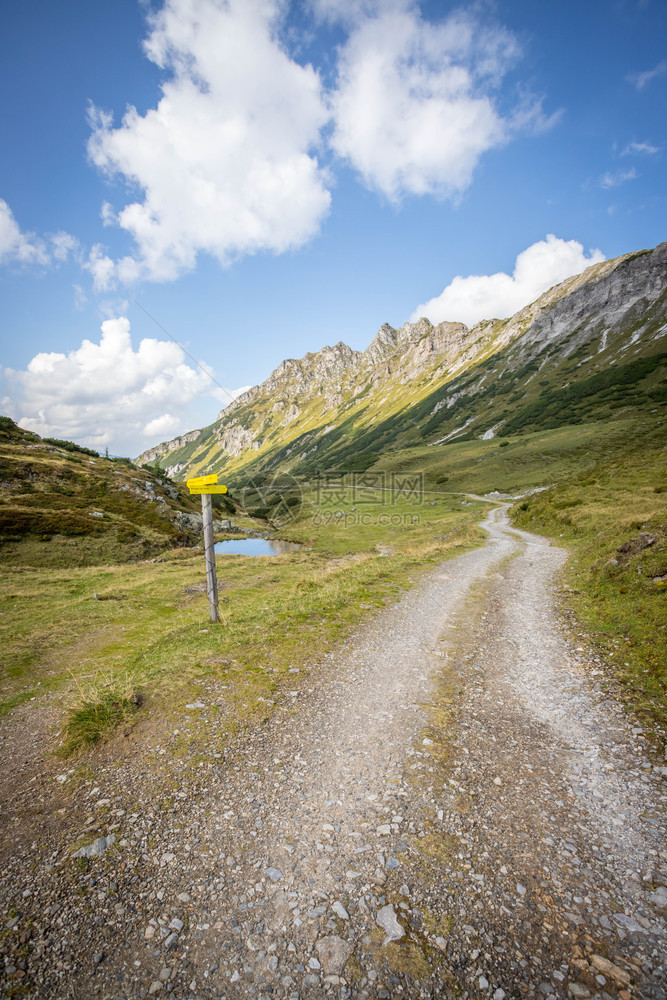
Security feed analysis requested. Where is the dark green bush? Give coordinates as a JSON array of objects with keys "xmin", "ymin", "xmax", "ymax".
[{"xmin": 43, "ymin": 437, "xmax": 100, "ymax": 458}]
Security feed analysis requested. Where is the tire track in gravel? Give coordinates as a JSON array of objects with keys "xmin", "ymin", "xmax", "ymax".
[
  {"xmin": 425, "ymin": 513, "xmax": 667, "ymax": 1000},
  {"xmin": 1, "ymin": 508, "xmax": 665, "ymax": 1000}
]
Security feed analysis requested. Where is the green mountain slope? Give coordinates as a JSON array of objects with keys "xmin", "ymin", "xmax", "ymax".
[
  {"xmin": 0, "ymin": 418, "xmax": 210, "ymax": 567},
  {"xmin": 138, "ymin": 242, "xmax": 666, "ymax": 485}
]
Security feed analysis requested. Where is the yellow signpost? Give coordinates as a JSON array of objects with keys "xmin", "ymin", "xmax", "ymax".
[
  {"xmin": 187, "ymin": 474, "xmax": 218, "ymax": 487},
  {"xmin": 185, "ymin": 474, "xmax": 227, "ymax": 623},
  {"xmin": 187, "ymin": 484, "xmax": 228, "ymax": 494}
]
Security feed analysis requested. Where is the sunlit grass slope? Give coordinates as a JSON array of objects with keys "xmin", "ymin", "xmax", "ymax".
[
  {"xmin": 0, "ymin": 490, "xmax": 484, "ymax": 753},
  {"xmin": 0, "ymin": 416, "xmax": 204, "ymax": 566}
]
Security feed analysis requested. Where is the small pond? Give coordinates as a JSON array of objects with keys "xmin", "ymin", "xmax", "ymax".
[{"xmin": 214, "ymin": 537, "xmax": 303, "ymax": 557}]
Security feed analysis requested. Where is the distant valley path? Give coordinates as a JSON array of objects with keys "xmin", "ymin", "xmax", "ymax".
[{"xmin": 2, "ymin": 509, "xmax": 666, "ymax": 1000}]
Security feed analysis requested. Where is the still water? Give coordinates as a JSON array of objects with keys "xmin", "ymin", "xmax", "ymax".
[{"xmin": 214, "ymin": 538, "xmax": 303, "ymax": 556}]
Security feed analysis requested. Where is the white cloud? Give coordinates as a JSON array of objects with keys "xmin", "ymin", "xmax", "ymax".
[
  {"xmin": 327, "ymin": 4, "xmax": 555, "ymax": 201},
  {"xmin": 309, "ymin": 0, "xmax": 382, "ymax": 24},
  {"xmin": 143, "ymin": 413, "xmax": 181, "ymax": 437},
  {"xmin": 621, "ymin": 140, "xmax": 660, "ymax": 156},
  {"xmin": 87, "ymin": 0, "xmax": 331, "ymax": 284},
  {"xmin": 78, "ymin": 0, "xmax": 561, "ymax": 286},
  {"xmin": 0, "ymin": 199, "xmax": 49, "ymax": 266},
  {"xmin": 3, "ymin": 317, "xmax": 231, "ymax": 455},
  {"xmin": 50, "ymin": 231, "xmax": 78, "ymax": 262},
  {"xmin": 600, "ymin": 167, "xmax": 638, "ymax": 189},
  {"xmin": 84, "ymin": 244, "xmax": 117, "ymax": 291},
  {"xmin": 411, "ymin": 235, "xmax": 605, "ymax": 327},
  {"xmin": 0, "ymin": 199, "xmax": 78, "ymax": 269},
  {"xmin": 627, "ymin": 60, "xmax": 667, "ymax": 91}
]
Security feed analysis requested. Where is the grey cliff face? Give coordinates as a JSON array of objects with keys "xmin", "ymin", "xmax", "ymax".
[{"xmin": 517, "ymin": 243, "xmax": 667, "ymax": 355}]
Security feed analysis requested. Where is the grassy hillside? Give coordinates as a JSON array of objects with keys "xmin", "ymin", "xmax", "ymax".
[
  {"xmin": 375, "ymin": 414, "xmax": 663, "ymax": 493},
  {"xmin": 225, "ymin": 320, "xmax": 665, "ymax": 483},
  {"xmin": 0, "ymin": 417, "xmax": 205, "ymax": 567},
  {"xmin": 151, "ymin": 339, "xmax": 666, "ymax": 487}
]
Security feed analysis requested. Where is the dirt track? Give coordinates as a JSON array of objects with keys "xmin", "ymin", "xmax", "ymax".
[{"xmin": 1, "ymin": 508, "xmax": 665, "ymax": 1000}]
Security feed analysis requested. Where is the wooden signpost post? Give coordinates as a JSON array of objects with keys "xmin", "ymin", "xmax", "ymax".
[{"xmin": 187, "ymin": 474, "xmax": 228, "ymax": 623}]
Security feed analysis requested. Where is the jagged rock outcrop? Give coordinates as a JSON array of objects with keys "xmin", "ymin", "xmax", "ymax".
[
  {"xmin": 137, "ymin": 429, "xmax": 202, "ymax": 466},
  {"xmin": 217, "ymin": 423, "xmax": 257, "ymax": 458}
]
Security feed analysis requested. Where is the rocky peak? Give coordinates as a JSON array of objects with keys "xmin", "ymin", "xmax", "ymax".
[
  {"xmin": 268, "ymin": 341, "xmax": 360, "ymax": 392},
  {"xmin": 397, "ymin": 317, "xmax": 435, "ymax": 345},
  {"xmin": 365, "ymin": 318, "xmax": 434, "ymax": 364},
  {"xmin": 307, "ymin": 341, "xmax": 360, "ymax": 374}
]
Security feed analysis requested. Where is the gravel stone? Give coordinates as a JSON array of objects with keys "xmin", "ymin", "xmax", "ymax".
[
  {"xmin": 72, "ymin": 834, "xmax": 115, "ymax": 858},
  {"xmin": 315, "ymin": 935, "xmax": 353, "ymax": 975},
  {"xmin": 376, "ymin": 904, "xmax": 405, "ymax": 945}
]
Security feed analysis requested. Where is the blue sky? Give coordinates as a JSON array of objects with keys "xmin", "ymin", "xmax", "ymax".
[{"xmin": 0, "ymin": 0, "xmax": 665, "ymax": 456}]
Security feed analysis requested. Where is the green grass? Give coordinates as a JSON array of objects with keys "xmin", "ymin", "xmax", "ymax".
[
  {"xmin": 61, "ymin": 691, "xmax": 143, "ymax": 755},
  {"xmin": 376, "ymin": 414, "xmax": 664, "ymax": 494},
  {"xmin": 3, "ymin": 414, "xmax": 665, "ymax": 751},
  {"xmin": 0, "ymin": 490, "xmax": 484, "ymax": 753}
]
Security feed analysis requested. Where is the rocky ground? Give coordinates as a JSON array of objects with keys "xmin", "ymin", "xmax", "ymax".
[{"xmin": 0, "ymin": 508, "xmax": 665, "ymax": 1000}]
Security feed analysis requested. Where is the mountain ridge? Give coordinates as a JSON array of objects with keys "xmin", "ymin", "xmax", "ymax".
[{"xmin": 136, "ymin": 243, "xmax": 666, "ymax": 479}]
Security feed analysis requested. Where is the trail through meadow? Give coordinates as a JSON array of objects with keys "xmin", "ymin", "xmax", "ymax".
[{"xmin": 1, "ymin": 508, "xmax": 665, "ymax": 1000}]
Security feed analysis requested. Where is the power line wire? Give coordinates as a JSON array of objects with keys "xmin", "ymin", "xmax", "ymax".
[{"xmin": 131, "ymin": 297, "xmax": 236, "ymax": 403}]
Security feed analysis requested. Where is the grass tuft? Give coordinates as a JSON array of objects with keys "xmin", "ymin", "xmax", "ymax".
[{"xmin": 59, "ymin": 689, "xmax": 143, "ymax": 756}]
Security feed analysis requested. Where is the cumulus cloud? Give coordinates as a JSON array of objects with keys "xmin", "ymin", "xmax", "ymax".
[
  {"xmin": 3, "ymin": 317, "xmax": 232, "ymax": 455},
  {"xmin": 50, "ymin": 231, "xmax": 79, "ymax": 262},
  {"xmin": 143, "ymin": 413, "xmax": 182, "ymax": 437},
  {"xmin": 84, "ymin": 0, "xmax": 560, "ymax": 284},
  {"xmin": 0, "ymin": 199, "xmax": 77, "ymax": 269},
  {"xmin": 87, "ymin": 0, "xmax": 331, "ymax": 284},
  {"xmin": 0, "ymin": 199, "xmax": 50, "ymax": 266},
  {"xmin": 84, "ymin": 244, "xmax": 117, "ymax": 291},
  {"xmin": 327, "ymin": 3, "xmax": 556, "ymax": 201},
  {"xmin": 411, "ymin": 235, "xmax": 605, "ymax": 327}
]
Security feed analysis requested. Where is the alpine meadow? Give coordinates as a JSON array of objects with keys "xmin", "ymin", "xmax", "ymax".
[{"xmin": 1, "ymin": 1, "xmax": 666, "ymax": 998}]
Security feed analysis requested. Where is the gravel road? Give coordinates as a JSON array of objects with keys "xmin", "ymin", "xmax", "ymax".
[{"xmin": 1, "ymin": 508, "xmax": 665, "ymax": 1000}]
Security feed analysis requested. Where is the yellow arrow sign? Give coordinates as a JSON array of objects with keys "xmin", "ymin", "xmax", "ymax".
[
  {"xmin": 188, "ymin": 484, "xmax": 228, "ymax": 494},
  {"xmin": 187, "ymin": 473, "xmax": 218, "ymax": 487}
]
